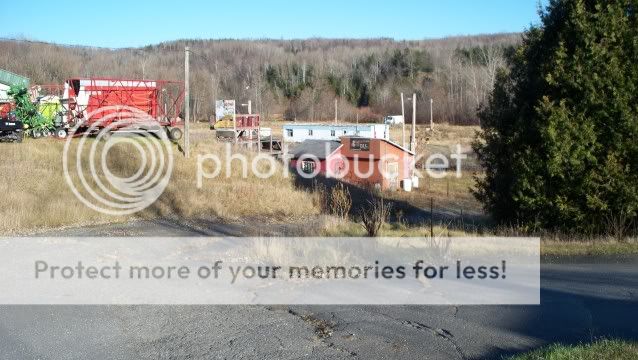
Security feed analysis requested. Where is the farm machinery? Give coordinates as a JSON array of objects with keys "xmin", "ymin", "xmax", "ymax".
[
  {"xmin": 6, "ymin": 78, "xmax": 185, "ymax": 140},
  {"xmin": 0, "ymin": 110, "xmax": 23, "ymax": 143},
  {"xmin": 0, "ymin": 69, "xmax": 27, "ymax": 142},
  {"xmin": 1, "ymin": 66, "xmax": 186, "ymax": 140},
  {"xmin": 211, "ymin": 99, "xmax": 270, "ymax": 144},
  {"xmin": 60, "ymin": 78, "xmax": 185, "ymax": 140},
  {"xmin": 29, "ymin": 84, "xmax": 67, "ymax": 138}
]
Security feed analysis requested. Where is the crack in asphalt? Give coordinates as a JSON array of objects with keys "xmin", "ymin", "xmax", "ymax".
[
  {"xmin": 402, "ymin": 320, "xmax": 467, "ymax": 360},
  {"xmin": 368, "ymin": 310, "xmax": 467, "ymax": 360},
  {"xmin": 267, "ymin": 307, "xmax": 357, "ymax": 357}
]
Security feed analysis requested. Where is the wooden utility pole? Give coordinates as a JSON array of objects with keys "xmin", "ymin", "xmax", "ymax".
[
  {"xmin": 184, "ymin": 46, "xmax": 190, "ymax": 159},
  {"xmin": 411, "ymin": 93, "xmax": 416, "ymax": 152},
  {"xmin": 430, "ymin": 98, "xmax": 434, "ymax": 130},
  {"xmin": 257, "ymin": 121, "xmax": 261, "ymax": 154},
  {"xmin": 334, "ymin": 98, "xmax": 338, "ymax": 123},
  {"xmin": 401, "ymin": 92, "xmax": 406, "ymax": 148}
]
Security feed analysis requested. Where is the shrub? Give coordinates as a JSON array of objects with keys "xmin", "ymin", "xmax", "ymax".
[
  {"xmin": 330, "ymin": 183, "xmax": 352, "ymax": 219},
  {"xmin": 360, "ymin": 197, "xmax": 391, "ymax": 237}
]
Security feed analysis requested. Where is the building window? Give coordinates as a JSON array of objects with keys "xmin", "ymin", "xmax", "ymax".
[
  {"xmin": 331, "ymin": 130, "xmax": 336, "ymax": 136},
  {"xmin": 301, "ymin": 160, "xmax": 316, "ymax": 174},
  {"xmin": 308, "ymin": 129, "xmax": 313, "ymax": 136},
  {"xmin": 386, "ymin": 162, "xmax": 399, "ymax": 189},
  {"xmin": 286, "ymin": 129, "xmax": 293, "ymax": 137}
]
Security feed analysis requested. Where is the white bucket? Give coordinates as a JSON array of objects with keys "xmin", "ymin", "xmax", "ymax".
[
  {"xmin": 402, "ymin": 179, "xmax": 413, "ymax": 192},
  {"xmin": 411, "ymin": 176, "xmax": 420, "ymax": 189}
]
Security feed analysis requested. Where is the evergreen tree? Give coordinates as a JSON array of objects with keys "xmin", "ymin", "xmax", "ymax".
[{"xmin": 474, "ymin": 0, "xmax": 638, "ymax": 236}]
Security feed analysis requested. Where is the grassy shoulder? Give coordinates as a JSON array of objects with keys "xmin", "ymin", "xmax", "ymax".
[
  {"xmin": 541, "ymin": 240, "xmax": 638, "ymax": 257},
  {"xmin": 508, "ymin": 340, "xmax": 638, "ymax": 360},
  {"xmin": 320, "ymin": 219, "xmax": 638, "ymax": 257}
]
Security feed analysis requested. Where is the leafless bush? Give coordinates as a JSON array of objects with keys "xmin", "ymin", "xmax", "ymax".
[
  {"xmin": 330, "ymin": 183, "xmax": 352, "ymax": 219},
  {"xmin": 605, "ymin": 211, "xmax": 635, "ymax": 242},
  {"xmin": 312, "ymin": 181, "xmax": 329, "ymax": 214},
  {"xmin": 360, "ymin": 198, "xmax": 391, "ymax": 237}
]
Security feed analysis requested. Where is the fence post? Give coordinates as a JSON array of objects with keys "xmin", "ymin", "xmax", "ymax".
[
  {"xmin": 184, "ymin": 46, "xmax": 190, "ymax": 159},
  {"xmin": 430, "ymin": 197, "xmax": 434, "ymax": 238}
]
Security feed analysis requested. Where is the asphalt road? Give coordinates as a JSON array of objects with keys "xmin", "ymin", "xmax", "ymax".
[{"xmin": 1, "ymin": 220, "xmax": 636, "ymax": 359}]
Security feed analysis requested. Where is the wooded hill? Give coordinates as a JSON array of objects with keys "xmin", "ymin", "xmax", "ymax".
[{"xmin": 0, "ymin": 34, "xmax": 520, "ymax": 124}]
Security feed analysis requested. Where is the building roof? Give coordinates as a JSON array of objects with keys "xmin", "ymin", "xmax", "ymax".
[
  {"xmin": 290, "ymin": 140, "xmax": 342, "ymax": 160},
  {"xmin": 283, "ymin": 123, "xmax": 385, "ymax": 129},
  {"xmin": 385, "ymin": 139, "xmax": 415, "ymax": 155},
  {"xmin": 0, "ymin": 69, "xmax": 29, "ymax": 87}
]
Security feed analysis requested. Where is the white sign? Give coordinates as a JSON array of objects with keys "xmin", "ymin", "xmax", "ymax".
[{"xmin": 215, "ymin": 99, "xmax": 235, "ymax": 121}]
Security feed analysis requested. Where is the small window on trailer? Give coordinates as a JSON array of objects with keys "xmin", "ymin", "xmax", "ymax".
[
  {"xmin": 308, "ymin": 129, "xmax": 313, "ymax": 136},
  {"xmin": 286, "ymin": 129, "xmax": 293, "ymax": 137},
  {"xmin": 330, "ymin": 130, "xmax": 336, "ymax": 136}
]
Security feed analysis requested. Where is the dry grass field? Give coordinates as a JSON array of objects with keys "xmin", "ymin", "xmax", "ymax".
[
  {"xmin": 0, "ymin": 132, "xmax": 319, "ymax": 235},
  {"xmin": 0, "ymin": 121, "xmax": 481, "ymax": 235}
]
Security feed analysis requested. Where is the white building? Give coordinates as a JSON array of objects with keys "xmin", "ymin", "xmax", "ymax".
[
  {"xmin": 282, "ymin": 123, "xmax": 389, "ymax": 143},
  {"xmin": 384, "ymin": 115, "xmax": 405, "ymax": 125},
  {"xmin": 0, "ymin": 83, "xmax": 10, "ymax": 102}
]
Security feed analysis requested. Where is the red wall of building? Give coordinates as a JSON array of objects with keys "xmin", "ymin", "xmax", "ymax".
[{"xmin": 339, "ymin": 137, "xmax": 414, "ymax": 190}]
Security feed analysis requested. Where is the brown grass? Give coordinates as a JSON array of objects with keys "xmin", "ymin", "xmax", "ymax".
[
  {"xmin": 320, "ymin": 218, "xmax": 638, "ymax": 256},
  {"xmin": 0, "ymin": 133, "xmax": 319, "ymax": 235},
  {"xmin": 540, "ymin": 239, "xmax": 638, "ymax": 257}
]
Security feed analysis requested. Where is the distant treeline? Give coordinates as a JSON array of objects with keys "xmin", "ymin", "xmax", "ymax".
[{"xmin": 0, "ymin": 34, "xmax": 520, "ymax": 124}]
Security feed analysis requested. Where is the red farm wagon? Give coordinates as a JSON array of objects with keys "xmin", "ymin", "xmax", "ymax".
[{"xmin": 62, "ymin": 78, "xmax": 185, "ymax": 140}]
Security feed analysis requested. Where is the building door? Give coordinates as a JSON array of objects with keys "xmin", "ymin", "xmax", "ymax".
[{"xmin": 386, "ymin": 162, "xmax": 399, "ymax": 190}]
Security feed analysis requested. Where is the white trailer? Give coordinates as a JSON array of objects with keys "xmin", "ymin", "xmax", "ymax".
[
  {"xmin": 384, "ymin": 115, "xmax": 404, "ymax": 125},
  {"xmin": 282, "ymin": 123, "xmax": 389, "ymax": 143}
]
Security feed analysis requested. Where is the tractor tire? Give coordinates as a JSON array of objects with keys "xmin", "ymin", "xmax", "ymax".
[
  {"xmin": 157, "ymin": 128, "xmax": 169, "ymax": 140},
  {"xmin": 168, "ymin": 127, "xmax": 183, "ymax": 141}
]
